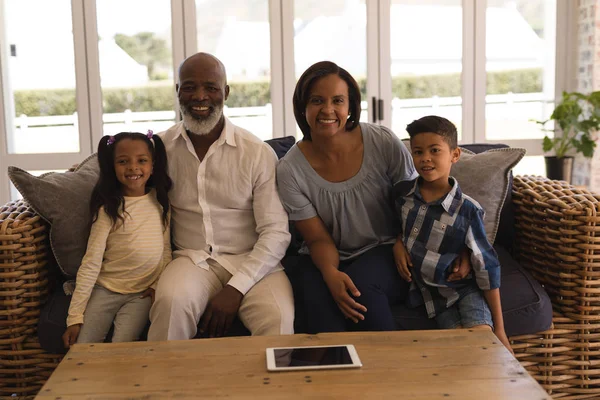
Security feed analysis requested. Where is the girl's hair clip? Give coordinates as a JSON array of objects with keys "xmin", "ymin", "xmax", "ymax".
[
  {"xmin": 147, "ymin": 130, "xmax": 153, "ymax": 139},
  {"xmin": 107, "ymin": 136, "xmax": 115, "ymax": 145}
]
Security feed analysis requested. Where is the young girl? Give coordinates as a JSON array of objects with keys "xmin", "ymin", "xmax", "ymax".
[{"xmin": 62, "ymin": 130, "xmax": 172, "ymax": 348}]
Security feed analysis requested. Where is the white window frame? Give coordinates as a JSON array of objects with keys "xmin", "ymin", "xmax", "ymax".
[
  {"xmin": 0, "ymin": 0, "xmax": 577, "ymax": 203},
  {"xmin": 184, "ymin": 0, "xmax": 289, "ymax": 138},
  {"xmin": 474, "ymin": 0, "xmax": 575, "ymax": 154},
  {"xmin": 0, "ymin": 0, "xmax": 95, "ymax": 204}
]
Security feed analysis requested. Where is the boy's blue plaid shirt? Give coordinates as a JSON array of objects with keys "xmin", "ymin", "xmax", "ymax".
[{"xmin": 393, "ymin": 177, "xmax": 501, "ymax": 318}]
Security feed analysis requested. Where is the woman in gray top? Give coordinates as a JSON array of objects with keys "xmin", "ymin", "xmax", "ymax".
[{"xmin": 276, "ymin": 61, "xmax": 418, "ymax": 333}]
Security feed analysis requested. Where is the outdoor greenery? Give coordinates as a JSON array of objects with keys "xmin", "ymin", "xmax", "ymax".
[
  {"xmin": 14, "ymin": 68, "xmax": 543, "ymax": 117},
  {"xmin": 536, "ymin": 91, "xmax": 600, "ymax": 159},
  {"xmin": 114, "ymin": 32, "xmax": 171, "ymax": 81}
]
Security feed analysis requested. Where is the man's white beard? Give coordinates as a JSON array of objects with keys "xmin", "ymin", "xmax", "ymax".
[{"xmin": 180, "ymin": 103, "xmax": 223, "ymax": 136}]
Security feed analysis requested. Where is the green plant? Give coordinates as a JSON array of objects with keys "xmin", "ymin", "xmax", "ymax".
[
  {"xmin": 536, "ymin": 91, "xmax": 600, "ymax": 159},
  {"xmin": 13, "ymin": 68, "xmax": 542, "ymax": 117}
]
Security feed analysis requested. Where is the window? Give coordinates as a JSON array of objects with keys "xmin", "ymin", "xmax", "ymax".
[
  {"xmin": 3, "ymin": 0, "xmax": 80, "ymax": 154},
  {"xmin": 485, "ymin": 0, "xmax": 556, "ymax": 141},
  {"xmin": 195, "ymin": 0, "xmax": 273, "ymax": 140},
  {"xmin": 388, "ymin": 0, "xmax": 463, "ymax": 139},
  {"xmin": 294, "ymin": 0, "xmax": 369, "ymax": 130},
  {"xmin": 96, "ymin": 0, "xmax": 176, "ymax": 137},
  {"xmin": 0, "ymin": 0, "xmax": 571, "ymax": 203}
]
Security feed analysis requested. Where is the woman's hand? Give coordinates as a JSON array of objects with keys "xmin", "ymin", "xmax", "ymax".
[
  {"xmin": 447, "ymin": 248, "xmax": 471, "ymax": 281},
  {"xmin": 322, "ymin": 268, "xmax": 367, "ymax": 323},
  {"xmin": 62, "ymin": 324, "xmax": 82, "ymax": 349},
  {"xmin": 393, "ymin": 240, "xmax": 412, "ymax": 282}
]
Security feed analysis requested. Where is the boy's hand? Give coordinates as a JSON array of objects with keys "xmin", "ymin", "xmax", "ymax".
[
  {"xmin": 140, "ymin": 288, "xmax": 155, "ymax": 305},
  {"xmin": 494, "ymin": 328, "xmax": 514, "ymax": 356},
  {"xmin": 62, "ymin": 324, "xmax": 82, "ymax": 349},
  {"xmin": 393, "ymin": 240, "xmax": 413, "ymax": 282}
]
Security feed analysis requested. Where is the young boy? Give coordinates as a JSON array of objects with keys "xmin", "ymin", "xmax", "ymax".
[{"xmin": 393, "ymin": 115, "xmax": 513, "ymax": 353}]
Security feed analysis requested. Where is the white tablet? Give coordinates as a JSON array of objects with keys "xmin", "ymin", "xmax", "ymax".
[{"xmin": 266, "ymin": 344, "xmax": 362, "ymax": 372}]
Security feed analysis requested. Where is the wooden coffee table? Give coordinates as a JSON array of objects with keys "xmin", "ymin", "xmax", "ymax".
[{"xmin": 36, "ymin": 330, "xmax": 549, "ymax": 399}]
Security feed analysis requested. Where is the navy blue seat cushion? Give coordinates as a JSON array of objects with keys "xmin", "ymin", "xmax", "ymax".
[
  {"xmin": 495, "ymin": 246, "xmax": 552, "ymax": 336},
  {"xmin": 38, "ymin": 287, "xmax": 70, "ymax": 354},
  {"xmin": 266, "ymin": 135, "xmax": 296, "ymax": 159}
]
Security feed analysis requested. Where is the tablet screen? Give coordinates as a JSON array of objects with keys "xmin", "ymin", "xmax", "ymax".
[{"xmin": 273, "ymin": 346, "xmax": 353, "ymax": 367}]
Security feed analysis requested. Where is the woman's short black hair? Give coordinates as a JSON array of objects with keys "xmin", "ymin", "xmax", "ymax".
[{"xmin": 293, "ymin": 61, "xmax": 362, "ymax": 140}]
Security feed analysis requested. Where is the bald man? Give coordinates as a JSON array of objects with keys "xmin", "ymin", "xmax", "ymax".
[{"xmin": 148, "ymin": 53, "xmax": 294, "ymax": 340}]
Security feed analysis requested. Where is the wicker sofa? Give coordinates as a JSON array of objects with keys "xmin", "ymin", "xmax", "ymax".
[{"xmin": 1, "ymin": 175, "xmax": 599, "ymax": 399}]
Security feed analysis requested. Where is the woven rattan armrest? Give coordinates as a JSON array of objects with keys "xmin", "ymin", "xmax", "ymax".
[
  {"xmin": 510, "ymin": 175, "xmax": 600, "ymax": 398},
  {"xmin": 0, "ymin": 200, "xmax": 62, "ymax": 399}
]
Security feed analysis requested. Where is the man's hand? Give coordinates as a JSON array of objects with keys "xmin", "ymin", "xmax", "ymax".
[
  {"xmin": 140, "ymin": 288, "xmax": 155, "ymax": 305},
  {"xmin": 448, "ymin": 248, "xmax": 472, "ymax": 282},
  {"xmin": 393, "ymin": 240, "xmax": 412, "ymax": 282},
  {"xmin": 62, "ymin": 324, "xmax": 81, "ymax": 349},
  {"xmin": 199, "ymin": 285, "xmax": 243, "ymax": 337},
  {"xmin": 322, "ymin": 269, "xmax": 367, "ymax": 323}
]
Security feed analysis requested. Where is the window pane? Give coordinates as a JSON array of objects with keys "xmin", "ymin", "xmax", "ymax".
[
  {"xmin": 390, "ymin": 0, "xmax": 463, "ymax": 139},
  {"xmin": 294, "ymin": 0, "xmax": 369, "ymax": 130},
  {"xmin": 485, "ymin": 0, "xmax": 556, "ymax": 141},
  {"xmin": 513, "ymin": 156, "xmax": 546, "ymax": 178},
  {"xmin": 195, "ymin": 0, "xmax": 272, "ymax": 140},
  {"xmin": 3, "ymin": 0, "xmax": 80, "ymax": 154},
  {"xmin": 96, "ymin": 0, "xmax": 176, "ymax": 136}
]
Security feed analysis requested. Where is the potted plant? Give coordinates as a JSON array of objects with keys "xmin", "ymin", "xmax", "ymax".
[{"xmin": 536, "ymin": 91, "xmax": 600, "ymax": 182}]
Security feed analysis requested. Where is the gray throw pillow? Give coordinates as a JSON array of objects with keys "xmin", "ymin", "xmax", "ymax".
[
  {"xmin": 402, "ymin": 140, "xmax": 525, "ymax": 243},
  {"xmin": 8, "ymin": 154, "xmax": 100, "ymax": 277},
  {"xmin": 451, "ymin": 147, "xmax": 525, "ymax": 243}
]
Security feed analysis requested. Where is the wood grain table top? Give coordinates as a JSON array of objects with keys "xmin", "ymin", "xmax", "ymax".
[{"xmin": 36, "ymin": 330, "xmax": 549, "ymax": 400}]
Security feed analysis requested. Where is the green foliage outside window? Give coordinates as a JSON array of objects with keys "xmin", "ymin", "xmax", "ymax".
[
  {"xmin": 14, "ymin": 68, "xmax": 542, "ymax": 117},
  {"xmin": 114, "ymin": 32, "xmax": 171, "ymax": 81}
]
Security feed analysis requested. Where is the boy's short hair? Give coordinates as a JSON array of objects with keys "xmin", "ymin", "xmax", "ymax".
[{"xmin": 406, "ymin": 116, "xmax": 458, "ymax": 149}]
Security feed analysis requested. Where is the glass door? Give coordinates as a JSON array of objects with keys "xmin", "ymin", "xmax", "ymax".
[
  {"xmin": 385, "ymin": 0, "xmax": 464, "ymax": 139},
  {"xmin": 2, "ymin": 0, "xmax": 84, "ymax": 154},
  {"xmin": 290, "ymin": 0, "xmax": 375, "ymax": 137},
  {"xmin": 96, "ymin": 0, "xmax": 176, "ymax": 137},
  {"xmin": 485, "ymin": 0, "xmax": 556, "ymax": 141},
  {"xmin": 0, "ymin": 0, "xmax": 92, "ymax": 202},
  {"xmin": 195, "ymin": 0, "xmax": 274, "ymax": 140}
]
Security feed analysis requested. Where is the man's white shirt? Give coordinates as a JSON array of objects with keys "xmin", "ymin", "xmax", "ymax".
[{"xmin": 159, "ymin": 118, "xmax": 291, "ymax": 295}]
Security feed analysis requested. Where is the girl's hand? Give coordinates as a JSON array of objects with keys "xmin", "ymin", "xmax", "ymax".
[
  {"xmin": 494, "ymin": 328, "xmax": 514, "ymax": 356},
  {"xmin": 62, "ymin": 324, "xmax": 82, "ymax": 349},
  {"xmin": 140, "ymin": 288, "xmax": 155, "ymax": 305},
  {"xmin": 393, "ymin": 240, "xmax": 412, "ymax": 282},
  {"xmin": 321, "ymin": 269, "xmax": 367, "ymax": 323}
]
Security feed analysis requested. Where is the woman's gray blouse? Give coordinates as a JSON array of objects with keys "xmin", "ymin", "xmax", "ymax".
[{"xmin": 276, "ymin": 122, "xmax": 417, "ymax": 260}]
